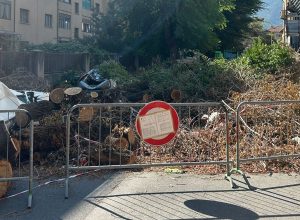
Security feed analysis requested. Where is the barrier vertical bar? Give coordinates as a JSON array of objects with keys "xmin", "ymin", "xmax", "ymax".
[
  {"xmin": 28, "ymin": 121, "xmax": 34, "ymax": 208},
  {"xmin": 236, "ymin": 104, "xmax": 241, "ymax": 171},
  {"xmin": 225, "ymin": 110, "xmax": 230, "ymax": 177},
  {"xmin": 65, "ymin": 111, "xmax": 71, "ymax": 199}
]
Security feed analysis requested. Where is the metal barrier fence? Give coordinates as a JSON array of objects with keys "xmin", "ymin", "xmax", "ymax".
[
  {"xmin": 65, "ymin": 103, "xmax": 232, "ymax": 198},
  {"xmin": 227, "ymin": 100, "xmax": 300, "ymax": 189},
  {"xmin": 0, "ymin": 109, "xmax": 33, "ymax": 208}
]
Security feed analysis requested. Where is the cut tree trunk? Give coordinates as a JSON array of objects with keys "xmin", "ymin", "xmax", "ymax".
[
  {"xmin": 171, "ymin": 89, "xmax": 182, "ymax": 102},
  {"xmin": 0, "ymin": 160, "xmax": 13, "ymax": 198},
  {"xmin": 104, "ymin": 136, "xmax": 129, "ymax": 150},
  {"xmin": 49, "ymin": 88, "xmax": 65, "ymax": 104},
  {"xmin": 0, "ymin": 121, "xmax": 19, "ymax": 163},
  {"xmin": 127, "ymin": 128, "xmax": 136, "ymax": 145},
  {"xmin": 78, "ymin": 107, "xmax": 95, "ymax": 122},
  {"xmin": 17, "ymin": 100, "xmax": 56, "ymax": 123}
]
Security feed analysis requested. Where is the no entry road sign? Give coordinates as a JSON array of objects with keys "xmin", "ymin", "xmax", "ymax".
[{"xmin": 136, "ymin": 101, "xmax": 179, "ymax": 146}]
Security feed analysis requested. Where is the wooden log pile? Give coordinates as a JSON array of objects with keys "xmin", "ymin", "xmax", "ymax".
[
  {"xmin": 0, "ymin": 121, "xmax": 18, "ymax": 196},
  {"xmin": 0, "ymin": 160, "xmax": 13, "ymax": 197},
  {"xmin": 5, "ymin": 86, "xmax": 141, "ymax": 167}
]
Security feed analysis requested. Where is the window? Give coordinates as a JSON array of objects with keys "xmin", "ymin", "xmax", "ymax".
[
  {"xmin": 82, "ymin": 19, "xmax": 91, "ymax": 33},
  {"xmin": 58, "ymin": 13, "xmax": 71, "ymax": 29},
  {"xmin": 82, "ymin": 0, "xmax": 91, "ymax": 10},
  {"xmin": 20, "ymin": 9, "xmax": 29, "ymax": 24},
  {"xmin": 74, "ymin": 28, "xmax": 79, "ymax": 39},
  {"xmin": 75, "ymin": 2, "xmax": 79, "ymax": 14},
  {"xmin": 59, "ymin": 0, "xmax": 71, "ymax": 4},
  {"xmin": 45, "ymin": 14, "xmax": 52, "ymax": 28},
  {"xmin": 95, "ymin": 3, "xmax": 100, "ymax": 14},
  {"xmin": 0, "ymin": 2, "xmax": 11, "ymax": 20}
]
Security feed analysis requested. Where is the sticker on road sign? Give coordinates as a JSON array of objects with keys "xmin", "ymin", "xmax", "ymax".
[
  {"xmin": 136, "ymin": 101, "xmax": 179, "ymax": 146},
  {"xmin": 139, "ymin": 110, "xmax": 174, "ymax": 139}
]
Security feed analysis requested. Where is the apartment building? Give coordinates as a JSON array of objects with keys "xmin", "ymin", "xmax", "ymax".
[{"xmin": 0, "ymin": 0, "xmax": 107, "ymax": 47}]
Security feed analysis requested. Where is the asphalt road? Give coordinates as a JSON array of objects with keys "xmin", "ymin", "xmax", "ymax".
[{"xmin": 0, "ymin": 171, "xmax": 300, "ymax": 220}]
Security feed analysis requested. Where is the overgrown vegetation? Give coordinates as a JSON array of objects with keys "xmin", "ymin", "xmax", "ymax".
[
  {"xmin": 21, "ymin": 1, "xmax": 295, "ymax": 102},
  {"xmin": 26, "ymin": 41, "xmax": 88, "ymax": 53},
  {"xmin": 242, "ymin": 38, "xmax": 295, "ymax": 73},
  {"xmin": 57, "ymin": 70, "xmax": 82, "ymax": 88},
  {"xmin": 99, "ymin": 61, "xmax": 138, "ymax": 89},
  {"xmin": 98, "ymin": 40, "xmax": 297, "ymax": 102},
  {"xmin": 97, "ymin": 57, "xmax": 237, "ymax": 102}
]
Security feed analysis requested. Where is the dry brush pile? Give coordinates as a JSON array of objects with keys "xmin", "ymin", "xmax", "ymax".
[
  {"xmin": 136, "ymin": 76, "xmax": 300, "ymax": 174},
  {"xmin": 2, "ymin": 75, "xmax": 300, "ymax": 198},
  {"xmin": 228, "ymin": 76, "xmax": 300, "ymax": 173},
  {"xmin": 12, "ymin": 76, "xmax": 300, "ymax": 176}
]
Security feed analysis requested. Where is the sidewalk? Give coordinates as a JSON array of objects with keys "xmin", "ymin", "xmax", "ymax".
[{"xmin": 1, "ymin": 171, "xmax": 300, "ymax": 219}]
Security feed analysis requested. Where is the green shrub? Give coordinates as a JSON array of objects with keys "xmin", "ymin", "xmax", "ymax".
[
  {"xmin": 138, "ymin": 54, "xmax": 244, "ymax": 101},
  {"xmin": 97, "ymin": 54, "xmax": 246, "ymax": 102},
  {"xmin": 26, "ymin": 41, "xmax": 88, "ymax": 53},
  {"xmin": 213, "ymin": 57, "xmax": 261, "ymax": 86},
  {"xmin": 52, "ymin": 70, "xmax": 81, "ymax": 88},
  {"xmin": 243, "ymin": 38, "xmax": 295, "ymax": 73},
  {"xmin": 99, "ymin": 61, "xmax": 138, "ymax": 88}
]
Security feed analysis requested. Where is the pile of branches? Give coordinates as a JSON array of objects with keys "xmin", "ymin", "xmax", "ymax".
[
  {"xmin": 0, "ymin": 72, "xmax": 50, "ymax": 91},
  {"xmin": 228, "ymin": 76, "xmax": 300, "ymax": 173},
  {"xmin": 136, "ymin": 76, "xmax": 300, "ymax": 174},
  {"xmin": 6, "ymin": 75, "xmax": 300, "ymax": 176},
  {"xmin": 230, "ymin": 76, "xmax": 300, "ymax": 104}
]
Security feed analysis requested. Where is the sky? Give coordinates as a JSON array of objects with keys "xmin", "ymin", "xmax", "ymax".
[{"xmin": 257, "ymin": 0, "xmax": 282, "ymax": 27}]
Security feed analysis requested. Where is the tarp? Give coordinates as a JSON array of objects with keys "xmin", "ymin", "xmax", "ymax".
[{"xmin": 0, "ymin": 81, "xmax": 23, "ymax": 121}]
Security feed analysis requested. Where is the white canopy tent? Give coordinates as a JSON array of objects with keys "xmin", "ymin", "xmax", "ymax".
[{"xmin": 0, "ymin": 81, "xmax": 23, "ymax": 121}]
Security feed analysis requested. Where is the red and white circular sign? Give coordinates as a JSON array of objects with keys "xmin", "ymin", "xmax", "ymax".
[{"xmin": 136, "ymin": 101, "xmax": 179, "ymax": 146}]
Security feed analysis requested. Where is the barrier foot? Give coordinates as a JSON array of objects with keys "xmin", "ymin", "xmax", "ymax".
[
  {"xmin": 229, "ymin": 168, "xmax": 255, "ymax": 190},
  {"xmin": 27, "ymin": 194, "xmax": 32, "ymax": 209},
  {"xmin": 225, "ymin": 174, "xmax": 238, "ymax": 189},
  {"xmin": 65, "ymin": 179, "xmax": 69, "ymax": 199}
]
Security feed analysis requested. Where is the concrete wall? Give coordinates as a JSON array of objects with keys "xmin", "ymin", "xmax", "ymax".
[
  {"xmin": 0, "ymin": 50, "xmax": 89, "ymax": 79},
  {"xmin": 0, "ymin": 0, "xmax": 14, "ymax": 32},
  {"xmin": 15, "ymin": 0, "xmax": 58, "ymax": 44},
  {"xmin": 15, "ymin": 0, "xmax": 38, "ymax": 43},
  {"xmin": 38, "ymin": 1, "xmax": 58, "ymax": 43},
  {"xmin": 0, "ymin": 18, "xmax": 13, "ymax": 32}
]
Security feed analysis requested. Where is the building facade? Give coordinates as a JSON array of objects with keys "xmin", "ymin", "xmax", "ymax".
[
  {"xmin": 0, "ymin": 0, "xmax": 107, "ymax": 47},
  {"xmin": 282, "ymin": 0, "xmax": 300, "ymax": 50},
  {"xmin": 268, "ymin": 25, "xmax": 283, "ymax": 43}
]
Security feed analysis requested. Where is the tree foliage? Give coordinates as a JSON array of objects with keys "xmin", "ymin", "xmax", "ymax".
[
  {"xmin": 217, "ymin": 0, "xmax": 263, "ymax": 51},
  {"xmin": 91, "ymin": 0, "xmax": 234, "ymax": 67}
]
